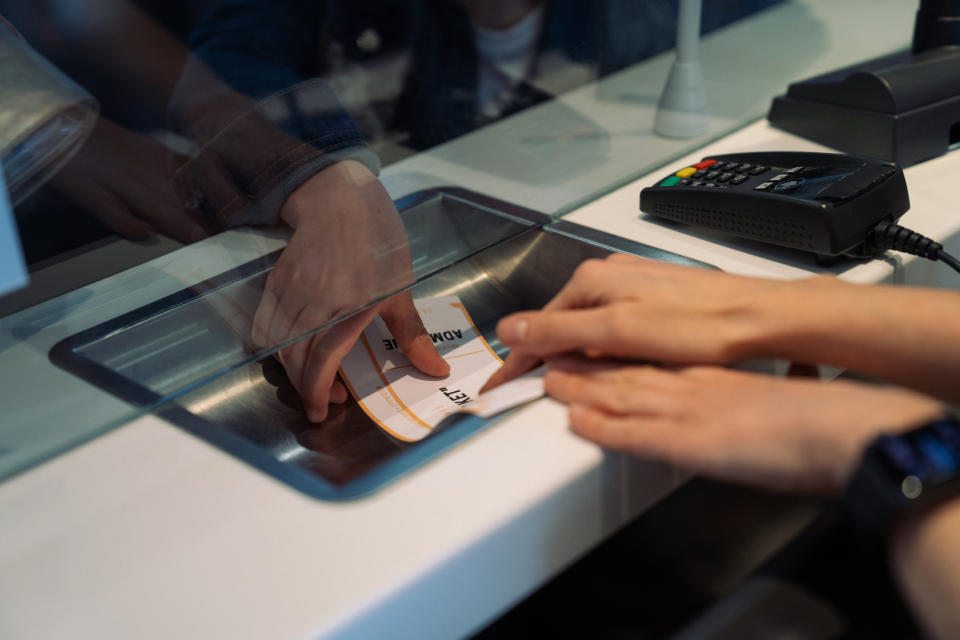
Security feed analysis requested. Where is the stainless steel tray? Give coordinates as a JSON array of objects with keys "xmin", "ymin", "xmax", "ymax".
[{"xmin": 51, "ymin": 189, "xmax": 715, "ymax": 500}]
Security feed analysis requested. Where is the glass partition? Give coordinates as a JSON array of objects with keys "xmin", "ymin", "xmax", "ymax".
[{"xmin": 0, "ymin": 0, "xmax": 915, "ymax": 483}]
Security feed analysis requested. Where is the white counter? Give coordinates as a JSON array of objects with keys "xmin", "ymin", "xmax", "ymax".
[{"xmin": 4, "ymin": 116, "xmax": 959, "ymax": 639}]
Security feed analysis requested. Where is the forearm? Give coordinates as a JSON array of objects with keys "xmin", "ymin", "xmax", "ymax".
[
  {"xmin": 888, "ymin": 496, "xmax": 960, "ymax": 640},
  {"xmin": 749, "ymin": 276, "xmax": 960, "ymax": 404}
]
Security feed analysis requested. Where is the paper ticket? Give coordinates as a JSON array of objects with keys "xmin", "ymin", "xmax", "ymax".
[{"xmin": 338, "ymin": 295, "xmax": 545, "ymax": 442}]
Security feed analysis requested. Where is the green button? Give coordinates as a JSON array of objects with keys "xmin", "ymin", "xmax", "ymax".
[{"xmin": 659, "ymin": 176, "xmax": 683, "ymax": 187}]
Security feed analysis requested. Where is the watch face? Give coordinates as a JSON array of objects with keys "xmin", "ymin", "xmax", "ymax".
[{"xmin": 878, "ymin": 417, "xmax": 960, "ymax": 497}]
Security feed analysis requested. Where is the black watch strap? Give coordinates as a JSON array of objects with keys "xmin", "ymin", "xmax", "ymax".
[{"xmin": 844, "ymin": 415, "xmax": 960, "ymax": 538}]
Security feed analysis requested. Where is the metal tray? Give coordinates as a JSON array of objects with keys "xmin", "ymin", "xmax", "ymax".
[{"xmin": 51, "ymin": 189, "xmax": 715, "ymax": 500}]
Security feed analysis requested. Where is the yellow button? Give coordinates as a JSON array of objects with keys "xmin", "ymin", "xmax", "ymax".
[{"xmin": 675, "ymin": 167, "xmax": 697, "ymax": 178}]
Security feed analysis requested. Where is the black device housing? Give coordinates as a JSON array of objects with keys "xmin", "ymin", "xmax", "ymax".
[
  {"xmin": 639, "ymin": 151, "xmax": 909, "ymax": 259},
  {"xmin": 767, "ymin": 1, "xmax": 960, "ymax": 168},
  {"xmin": 768, "ymin": 48, "xmax": 960, "ymax": 168}
]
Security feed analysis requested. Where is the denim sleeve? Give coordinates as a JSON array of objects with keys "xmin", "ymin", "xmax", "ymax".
[{"xmin": 177, "ymin": 0, "xmax": 379, "ymax": 227}]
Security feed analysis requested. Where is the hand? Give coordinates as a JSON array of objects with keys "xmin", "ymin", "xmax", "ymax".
[
  {"xmin": 545, "ymin": 358, "xmax": 944, "ymax": 493},
  {"xmin": 482, "ymin": 253, "xmax": 787, "ymax": 391},
  {"xmin": 251, "ymin": 160, "xmax": 449, "ymax": 422},
  {"xmin": 482, "ymin": 253, "xmax": 960, "ymax": 405},
  {"xmin": 51, "ymin": 117, "xmax": 207, "ymax": 242}
]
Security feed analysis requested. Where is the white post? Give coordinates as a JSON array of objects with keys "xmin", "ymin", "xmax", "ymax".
[{"xmin": 653, "ymin": 0, "xmax": 709, "ymax": 138}]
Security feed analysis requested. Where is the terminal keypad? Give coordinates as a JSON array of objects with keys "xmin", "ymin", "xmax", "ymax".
[{"xmin": 657, "ymin": 157, "xmax": 802, "ymax": 190}]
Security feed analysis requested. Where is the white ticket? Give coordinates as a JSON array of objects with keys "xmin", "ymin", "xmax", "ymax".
[{"xmin": 339, "ymin": 295, "xmax": 545, "ymax": 442}]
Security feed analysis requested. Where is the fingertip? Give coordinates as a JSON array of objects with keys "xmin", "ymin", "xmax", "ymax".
[
  {"xmin": 426, "ymin": 353, "xmax": 451, "ymax": 377},
  {"xmin": 409, "ymin": 342, "xmax": 451, "ymax": 378},
  {"xmin": 478, "ymin": 370, "xmax": 502, "ymax": 395},
  {"xmin": 542, "ymin": 369, "xmax": 568, "ymax": 397},
  {"xmin": 568, "ymin": 403, "xmax": 592, "ymax": 433},
  {"xmin": 306, "ymin": 404, "xmax": 328, "ymax": 423},
  {"xmin": 497, "ymin": 315, "xmax": 528, "ymax": 345},
  {"xmin": 330, "ymin": 380, "xmax": 348, "ymax": 404},
  {"xmin": 479, "ymin": 363, "xmax": 514, "ymax": 394}
]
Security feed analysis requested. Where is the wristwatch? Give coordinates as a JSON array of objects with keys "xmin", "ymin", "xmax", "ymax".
[{"xmin": 844, "ymin": 415, "xmax": 960, "ymax": 538}]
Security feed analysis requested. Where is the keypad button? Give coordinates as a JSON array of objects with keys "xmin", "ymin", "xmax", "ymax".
[
  {"xmin": 716, "ymin": 172, "xmax": 734, "ymax": 183},
  {"xmin": 748, "ymin": 165, "xmax": 768, "ymax": 175},
  {"xmin": 704, "ymin": 170, "xmax": 720, "ymax": 179},
  {"xmin": 735, "ymin": 163, "xmax": 753, "ymax": 172},
  {"xmin": 704, "ymin": 182, "xmax": 717, "ymax": 188},
  {"xmin": 730, "ymin": 174, "xmax": 749, "ymax": 185},
  {"xmin": 768, "ymin": 173, "xmax": 790, "ymax": 182},
  {"xmin": 675, "ymin": 167, "xmax": 697, "ymax": 178},
  {"xmin": 754, "ymin": 182, "xmax": 774, "ymax": 191},
  {"xmin": 659, "ymin": 176, "xmax": 683, "ymax": 187},
  {"xmin": 689, "ymin": 180, "xmax": 704, "ymax": 187},
  {"xmin": 783, "ymin": 166, "xmax": 804, "ymax": 174},
  {"xmin": 694, "ymin": 159, "xmax": 717, "ymax": 169}
]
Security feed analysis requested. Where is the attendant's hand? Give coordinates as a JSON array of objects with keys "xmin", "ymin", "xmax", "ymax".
[
  {"xmin": 251, "ymin": 160, "xmax": 449, "ymax": 422},
  {"xmin": 51, "ymin": 117, "xmax": 206, "ymax": 242},
  {"xmin": 545, "ymin": 359, "xmax": 943, "ymax": 493}
]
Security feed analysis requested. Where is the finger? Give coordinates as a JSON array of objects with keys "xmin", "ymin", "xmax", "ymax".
[
  {"xmin": 329, "ymin": 380, "xmax": 348, "ymax": 404},
  {"xmin": 496, "ymin": 305, "xmax": 632, "ymax": 357},
  {"xmin": 266, "ymin": 294, "xmax": 308, "ymax": 351},
  {"xmin": 75, "ymin": 182, "xmax": 156, "ymax": 240},
  {"xmin": 277, "ymin": 335, "xmax": 312, "ymax": 392},
  {"xmin": 481, "ymin": 257, "xmax": 643, "ymax": 392},
  {"xmin": 299, "ymin": 309, "xmax": 376, "ymax": 422},
  {"xmin": 251, "ymin": 285, "xmax": 282, "ymax": 348},
  {"xmin": 545, "ymin": 354, "xmax": 624, "ymax": 375},
  {"xmin": 132, "ymin": 187, "xmax": 209, "ymax": 243},
  {"xmin": 545, "ymin": 368, "xmax": 677, "ymax": 416},
  {"xmin": 548, "ymin": 358, "xmax": 680, "ymax": 388},
  {"xmin": 605, "ymin": 252, "xmax": 648, "ymax": 265},
  {"xmin": 178, "ymin": 151, "xmax": 246, "ymax": 228},
  {"xmin": 479, "ymin": 351, "xmax": 541, "ymax": 393},
  {"xmin": 379, "ymin": 292, "xmax": 450, "ymax": 378},
  {"xmin": 568, "ymin": 404, "xmax": 701, "ymax": 465}
]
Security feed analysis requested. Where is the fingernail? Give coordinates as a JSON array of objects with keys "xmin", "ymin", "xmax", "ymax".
[{"xmin": 501, "ymin": 317, "xmax": 528, "ymax": 344}]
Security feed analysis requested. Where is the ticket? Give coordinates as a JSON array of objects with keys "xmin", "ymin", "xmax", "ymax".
[{"xmin": 338, "ymin": 295, "xmax": 544, "ymax": 441}]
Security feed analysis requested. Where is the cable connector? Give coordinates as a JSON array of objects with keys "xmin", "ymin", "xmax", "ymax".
[
  {"xmin": 869, "ymin": 221, "xmax": 960, "ymax": 275},
  {"xmin": 869, "ymin": 221, "xmax": 943, "ymax": 258}
]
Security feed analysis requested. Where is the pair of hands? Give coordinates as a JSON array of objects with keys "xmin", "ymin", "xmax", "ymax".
[{"xmin": 483, "ymin": 254, "xmax": 946, "ymax": 494}]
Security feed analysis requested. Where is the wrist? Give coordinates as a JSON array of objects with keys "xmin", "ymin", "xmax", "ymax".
[
  {"xmin": 280, "ymin": 159, "xmax": 379, "ymax": 229},
  {"xmin": 747, "ymin": 275, "xmax": 863, "ymax": 362},
  {"xmin": 844, "ymin": 415, "xmax": 960, "ymax": 541},
  {"xmin": 729, "ymin": 275, "xmax": 831, "ymax": 360}
]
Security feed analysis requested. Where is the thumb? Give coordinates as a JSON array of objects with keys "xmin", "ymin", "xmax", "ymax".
[{"xmin": 379, "ymin": 292, "xmax": 450, "ymax": 378}]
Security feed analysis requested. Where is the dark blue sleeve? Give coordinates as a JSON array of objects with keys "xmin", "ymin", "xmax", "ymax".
[
  {"xmin": 188, "ymin": 0, "xmax": 320, "ymax": 99},
  {"xmin": 175, "ymin": 0, "xmax": 381, "ymax": 228}
]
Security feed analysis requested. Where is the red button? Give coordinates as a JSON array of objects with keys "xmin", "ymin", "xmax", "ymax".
[{"xmin": 694, "ymin": 159, "xmax": 717, "ymax": 169}]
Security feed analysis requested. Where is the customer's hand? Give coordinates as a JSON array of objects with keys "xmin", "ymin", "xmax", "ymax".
[
  {"xmin": 483, "ymin": 253, "xmax": 960, "ymax": 405},
  {"xmin": 251, "ymin": 160, "xmax": 449, "ymax": 422},
  {"xmin": 545, "ymin": 358, "xmax": 944, "ymax": 493},
  {"xmin": 483, "ymin": 254, "xmax": 787, "ymax": 391}
]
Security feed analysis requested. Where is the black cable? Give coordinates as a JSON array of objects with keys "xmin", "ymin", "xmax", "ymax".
[{"xmin": 869, "ymin": 221, "xmax": 960, "ymax": 275}]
